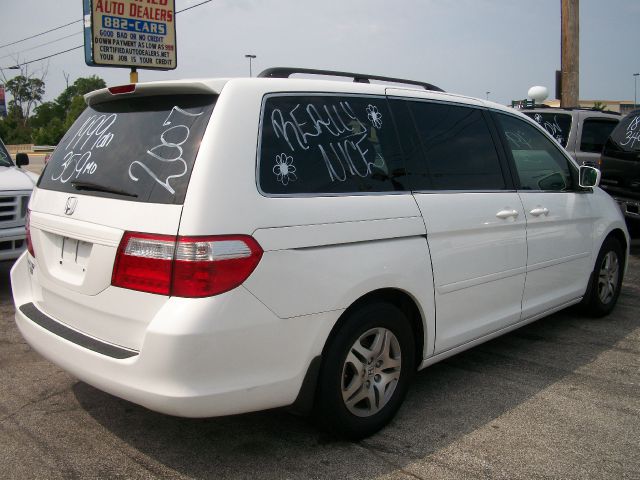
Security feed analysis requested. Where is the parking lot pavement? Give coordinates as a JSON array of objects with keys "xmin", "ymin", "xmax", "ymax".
[{"xmin": 0, "ymin": 244, "xmax": 638, "ymax": 479}]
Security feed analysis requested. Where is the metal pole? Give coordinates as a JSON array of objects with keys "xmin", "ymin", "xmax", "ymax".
[
  {"xmin": 245, "ymin": 54, "xmax": 256, "ymax": 77},
  {"xmin": 634, "ymin": 73, "xmax": 639, "ymax": 109},
  {"xmin": 485, "ymin": 91, "xmax": 490, "ymax": 100}
]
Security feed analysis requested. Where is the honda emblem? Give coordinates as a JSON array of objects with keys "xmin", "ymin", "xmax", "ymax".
[{"xmin": 64, "ymin": 197, "xmax": 77, "ymax": 216}]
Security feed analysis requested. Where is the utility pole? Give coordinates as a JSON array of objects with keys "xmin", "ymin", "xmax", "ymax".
[{"xmin": 561, "ymin": 0, "xmax": 579, "ymax": 107}]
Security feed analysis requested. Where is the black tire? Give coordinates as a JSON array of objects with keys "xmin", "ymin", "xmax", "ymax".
[
  {"xmin": 582, "ymin": 237, "xmax": 624, "ymax": 317},
  {"xmin": 315, "ymin": 302, "xmax": 415, "ymax": 439}
]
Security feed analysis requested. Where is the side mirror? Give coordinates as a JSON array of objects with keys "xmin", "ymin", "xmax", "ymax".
[
  {"xmin": 15, "ymin": 152, "xmax": 29, "ymax": 168},
  {"xmin": 579, "ymin": 165, "xmax": 601, "ymax": 188}
]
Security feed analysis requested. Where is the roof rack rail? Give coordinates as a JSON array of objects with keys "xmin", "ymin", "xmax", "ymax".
[{"xmin": 258, "ymin": 67, "xmax": 444, "ymax": 92}]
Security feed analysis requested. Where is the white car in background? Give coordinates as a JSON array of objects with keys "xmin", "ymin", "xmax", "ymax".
[{"xmin": 0, "ymin": 138, "xmax": 37, "ymax": 261}]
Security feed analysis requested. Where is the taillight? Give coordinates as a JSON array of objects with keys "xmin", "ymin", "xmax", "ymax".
[
  {"xmin": 112, "ymin": 232, "xmax": 263, "ymax": 297},
  {"xmin": 25, "ymin": 210, "xmax": 35, "ymax": 257},
  {"xmin": 112, "ymin": 232, "xmax": 175, "ymax": 295},
  {"xmin": 172, "ymin": 235, "xmax": 263, "ymax": 297}
]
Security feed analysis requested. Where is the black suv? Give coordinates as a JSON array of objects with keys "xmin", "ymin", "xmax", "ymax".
[{"xmin": 600, "ymin": 109, "xmax": 640, "ymax": 226}]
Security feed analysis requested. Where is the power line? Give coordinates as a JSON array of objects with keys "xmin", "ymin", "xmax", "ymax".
[
  {"xmin": 0, "ymin": 0, "xmax": 212, "ymax": 51},
  {"xmin": 0, "ymin": 32, "xmax": 81, "ymax": 61},
  {"xmin": 0, "ymin": 0, "xmax": 213, "ymax": 70},
  {"xmin": 3, "ymin": 46, "xmax": 83, "ymax": 69},
  {"xmin": 0, "ymin": 19, "xmax": 81, "ymax": 50},
  {"xmin": 177, "ymin": 0, "xmax": 213, "ymax": 14}
]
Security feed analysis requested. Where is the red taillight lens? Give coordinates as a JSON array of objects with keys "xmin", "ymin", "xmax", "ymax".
[
  {"xmin": 112, "ymin": 232, "xmax": 175, "ymax": 295},
  {"xmin": 172, "ymin": 235, "xmax": 263, "ymax": 297},
  {"xmin": 111, "ymin": 233, "xmax": 263, "ymax": 297},
  {"xmin": 25, "ymin": 210, "xmax": 35, "ymax": 257}
]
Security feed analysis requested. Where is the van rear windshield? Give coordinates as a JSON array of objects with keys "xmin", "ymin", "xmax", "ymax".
[
  {"xmin": 604, "ymin": 112, "xmax": 640, "ymax": 157},
  {"xmin": 38, "ymin": 94, "xmax": 216, "ymax": 204},
  {"xmin": 523, "ymin": 112, "xmax": 571, "ymax": 147}
]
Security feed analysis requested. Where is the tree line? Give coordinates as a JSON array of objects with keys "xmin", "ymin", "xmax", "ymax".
[{"xmin": 0, "ymin": 75, "xmax": 106, "ymax": 145}]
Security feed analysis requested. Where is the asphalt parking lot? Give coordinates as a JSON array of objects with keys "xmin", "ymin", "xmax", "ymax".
[{"xmin": 1, "ymin": 242, "xmax": 638, "ymax": 479}]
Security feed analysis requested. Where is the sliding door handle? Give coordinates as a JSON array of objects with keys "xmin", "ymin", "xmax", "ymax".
[
  {"xmin": 530, "ymin": 207, "xmax": 549, "ymax": 217},
  {"xmin": 496, "ymin": 209, "xmax": 519, "ymax": 219}
]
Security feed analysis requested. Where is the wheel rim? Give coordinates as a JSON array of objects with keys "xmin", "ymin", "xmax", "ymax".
[
  {"xmin": 341, "ymin": 327, "xmax": 402, "ymax": 418},
  {"xmin": 597, "ymin": 251, "xmax": 620, "ymax": 305}
]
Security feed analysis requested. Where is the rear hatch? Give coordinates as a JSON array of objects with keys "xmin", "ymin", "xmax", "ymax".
[
  {"xmin": 600, "ymin": 110, "xmax": 640, "ymax": 201},
  {"xmin": 27, "ymin": 85, "xmax": 217, "ymax": 350}
]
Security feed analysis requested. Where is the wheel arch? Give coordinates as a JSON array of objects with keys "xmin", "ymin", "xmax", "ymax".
[
  {"xmin": 581, "ymin": 227, "xmax": 628, "ymax": 306},
  {"xmin": 597, "ymin": 227, "xmax": 629, "ymax": 269},
  {"xmin": 288, "ymin": 288, "xmax": 427, "ymax": 416},
  {"xmin": 322, "ymin": 288, "xmax": 426, "ymax": 370}
]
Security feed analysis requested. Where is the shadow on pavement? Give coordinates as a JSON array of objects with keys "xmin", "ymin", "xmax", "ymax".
[{"xmin": 72, "ymin": 252, "xmax": 640, "ymax": 479}]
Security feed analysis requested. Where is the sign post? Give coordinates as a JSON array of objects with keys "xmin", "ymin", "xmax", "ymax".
[{"xmin": 83, "ymin": 0, "xmax": 177, "ymax": 79}]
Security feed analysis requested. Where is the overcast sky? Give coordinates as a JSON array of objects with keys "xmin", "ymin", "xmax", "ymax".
[{"xmin": 1, "ymin": 0, "xmax": 639, "ymax": 106}]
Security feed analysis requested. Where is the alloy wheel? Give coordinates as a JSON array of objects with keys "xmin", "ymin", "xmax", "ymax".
[
  {"xmin": 597, "ymin": 251, "xmax": 619, "ymax": 304},
  {"xmin": 341, "ymin": 327, "xmax": 402, "ymax": 417}
]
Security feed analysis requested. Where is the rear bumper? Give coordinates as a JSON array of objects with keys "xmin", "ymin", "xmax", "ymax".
[{"xmin": 11, "ymin": 252, "xmax": 337, "ymax": 418}]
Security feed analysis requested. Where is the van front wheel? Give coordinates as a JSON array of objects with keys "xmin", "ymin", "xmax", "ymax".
[
  {"xmin": 316, "ymin": 303, "xmax": 415, "ymax": 439},
  {"xmin": 583, "ymin": 237, "xmax": 624, "ymax": 317}
]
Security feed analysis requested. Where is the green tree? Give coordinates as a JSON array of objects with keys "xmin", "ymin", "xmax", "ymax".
[
  {"xmin": 55, "ymin": 75, "xmax": 106, "ymax": 117},
  {"xmin": 0, "ymin": 104, "xmax": 31, "ymax": 143},
  {"xmin": 63, "ymin": 95, "xmax": 89, "ymax": 131},
  {"xmin": 29, "ymin": 75, "xmax": 106, "ymax": 145},
  {"xmin": 4, "ymin": 75, "xmax": 45, "ymax": 125},
  {"xmin": 32, "ymin": 117, "xmax": 65, "ymax": 145},
  {"xmin": 592, "ymin": 101, "xmax": 607, "ymax": 111},
  {"xmin": 30, "ymin": 101, "xmax": 64, "ymax": 131}
]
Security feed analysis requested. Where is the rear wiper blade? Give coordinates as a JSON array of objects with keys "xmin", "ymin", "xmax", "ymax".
[{"xmin": 71, "ymin": 181, "xmax": 138, "ymax": 198}]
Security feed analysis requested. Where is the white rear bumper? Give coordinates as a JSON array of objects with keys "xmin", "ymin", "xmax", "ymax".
[{"xmin": 11, "ymin": 252, "xmax": 337, "ymax": 417}]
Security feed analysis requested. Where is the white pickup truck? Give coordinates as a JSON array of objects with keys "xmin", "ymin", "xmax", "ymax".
[{"xmin": 0, "ymin": 138, "xmax": 38, "ymax": 261}]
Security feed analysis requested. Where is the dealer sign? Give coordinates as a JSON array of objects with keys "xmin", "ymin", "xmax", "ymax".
[{"xmin": 83, "ymin": 0, "xmax": 177, "ymax": 70}]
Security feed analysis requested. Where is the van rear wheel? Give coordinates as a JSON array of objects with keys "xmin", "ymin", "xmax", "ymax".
[{"xmin": 316, "ymin": 302, "xmax": 415, "ymax": 439}]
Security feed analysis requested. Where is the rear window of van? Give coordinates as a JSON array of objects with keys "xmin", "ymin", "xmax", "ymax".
[
  {"xmin": 522, "ymin": 112, "xmax": 571, "ymax": 147},
  {"xmin": 38, "ymin": 94, "xmax": 216, "ymax": 204}
]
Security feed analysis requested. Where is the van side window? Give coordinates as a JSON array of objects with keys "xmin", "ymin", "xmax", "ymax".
[
  {"xmin": 402, "ymin": 101, "xmax": 506, "ymax": 191},
  {"xmin": 498, "ymin": 114, "xmax": 575, "ymax": 191},
  {"xmin": 259, "ymin": 95, "xmax": 406, "ymax": 194}
]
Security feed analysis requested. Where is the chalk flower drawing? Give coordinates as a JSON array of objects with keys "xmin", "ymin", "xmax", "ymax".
[
  {"xmin": 366, "ymin": 104, "xmax": 383, "ymax": 129},
  {"xmin": 273, "ymin": 153, "xmax": 297, "ymax": 186}
]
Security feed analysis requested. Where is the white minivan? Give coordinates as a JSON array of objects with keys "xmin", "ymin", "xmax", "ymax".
[{"xmin": 11, "ymin": 68, "xmax": 629, "ymax": 438}]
